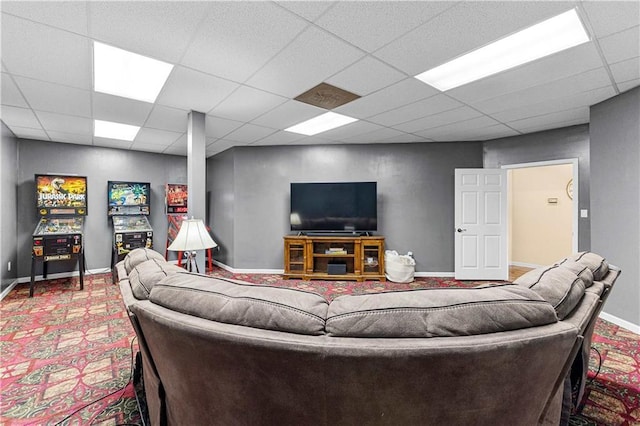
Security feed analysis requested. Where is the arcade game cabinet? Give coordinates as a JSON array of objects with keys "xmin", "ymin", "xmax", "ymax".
[
  {"xmin": 108, "ymin": 181, "xmax": 153, "ymax": 269},
  {"xmin": 31, "ymin": 174, "xmax": 87, "ymax": 297}
]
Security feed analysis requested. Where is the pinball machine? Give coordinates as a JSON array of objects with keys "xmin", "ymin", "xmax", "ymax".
[
  {"xmin": 31, "ymin": 174, "xmax": 87, "ymax": 297},
  {"xmin": 108, "ymin": 181, "xmax": 153, "ymax": 269}
]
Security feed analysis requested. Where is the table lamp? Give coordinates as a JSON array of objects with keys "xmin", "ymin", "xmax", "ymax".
[{"xmin": 167, "ymin": 218, "xmax": 217, "ymax": 273}]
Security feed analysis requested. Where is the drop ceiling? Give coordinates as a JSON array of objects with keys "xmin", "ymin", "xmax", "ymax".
[{"xmin": 1, "ymin": 1, "xmax": 638, "ymax": 157}]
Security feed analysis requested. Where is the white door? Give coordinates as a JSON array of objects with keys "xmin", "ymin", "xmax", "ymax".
[{"xmin": 454, "ymin": 169, "xmax": 508, "ymax": 280}]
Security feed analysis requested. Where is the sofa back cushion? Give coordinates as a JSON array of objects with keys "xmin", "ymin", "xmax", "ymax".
[
  {"xmin": 325, "ymin": 284, "xmax": 557, "ymax": 337},
  {"xmin": 124, "ymin": 248, "xmax": 166, "ymax": 274},
  {"xmin": 129, "ymin": 259, "xmax": 185, "ymax": 300},
  {"xmin": 556, "ymin": 260, "xmax": 594, "ymax": 288},
  {"xmin": 150, "ymin": 274, "xmax": 329, "ymax": 336},
  {"xmin": 514, "ymin": 265, "xmax": 586, "ymax": 320},
  {"xmin": 558, "ymin": 252, "xmax": 609, "ymax": 281}
]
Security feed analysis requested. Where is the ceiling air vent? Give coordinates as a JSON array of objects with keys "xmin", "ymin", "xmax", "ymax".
[{"xmin": 294, "ymin": 83, "xmax": 360, "ymax": 109}]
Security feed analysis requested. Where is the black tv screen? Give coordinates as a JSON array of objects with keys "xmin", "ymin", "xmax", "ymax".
[{"xmin": 290, "ymin": 182, "xmax": 377, "ymax": 233}]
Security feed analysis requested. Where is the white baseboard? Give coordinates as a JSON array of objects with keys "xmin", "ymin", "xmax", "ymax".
[
  {"xmin": 510, "ymin": 261, "xmax": 544, "ymax": 269},
  {"xmin": 599, "ymin": 311, "xmax": 640, "ymax": 334},
  {"xmin": 212, "ymin": 260, "xmax": 283, "ymax": 275},
  {"xmin": 1, "ymin": 279, "xmax": 18, "ymax": 300}
]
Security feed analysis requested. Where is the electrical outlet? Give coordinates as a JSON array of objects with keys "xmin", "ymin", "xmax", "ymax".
[{"xmin": 7, "ymin": 261, "xmax": 11, "ymax": 272}]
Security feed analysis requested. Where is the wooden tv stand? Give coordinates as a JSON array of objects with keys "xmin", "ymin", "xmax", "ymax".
[{"xmin": 283, "ymin": 235, "xmax": 385, "ymax": 281}]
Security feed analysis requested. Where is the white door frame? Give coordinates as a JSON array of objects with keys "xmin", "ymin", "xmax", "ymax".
[{"xmin": 501, "ymin": 158, "xmax": 579, "ymax": 258}]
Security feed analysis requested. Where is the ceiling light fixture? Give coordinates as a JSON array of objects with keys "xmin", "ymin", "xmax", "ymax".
[
  {"xmin": 415, "ymin": 8, "xmax": 590, "ymax": 91},
  {"xmin": 285, "ymin": 112, "xmax": 358, "ymax": 136},
  {"xmin": 93, "ymin": 41, "xmax": 174, "ymax": 103},
  {"xmin": 94, "ymin": 119, "xmax": 140, "ymax": 141}
]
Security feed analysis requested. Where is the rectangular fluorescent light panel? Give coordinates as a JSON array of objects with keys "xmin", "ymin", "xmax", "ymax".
[
  {"xmin": 93, "ymin": 41, "xmax": 173, "ymax": 103},
  {"xmin": 94, "ymin": 119, "xmax": 140, "ymax": 141},
  {"xmin": 285, "ymin": 112, "xmax": 358, "ymax": 136},
  {"xmin": 415, "ymin": 9, "xmax": 590, "ymax": 91}
]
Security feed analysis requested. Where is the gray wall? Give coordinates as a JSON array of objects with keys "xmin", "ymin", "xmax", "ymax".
[
  {"xmin": 1, "ymin": 122, "xmax": 19, "ymax": 292},
  {"xmin": 207, "ymin": 142, "xmax": 484, "ymax": 272},
  {"xmin": 483, "ymin": 125, "xmax": 591, "ymax": 251},
  {"xmin": 16, "ymin": 139, "xmax": 187, "ymax": 277},
  {"xmin": 590, "ymin": 87, "xmax": 640, "ymax": 327}
]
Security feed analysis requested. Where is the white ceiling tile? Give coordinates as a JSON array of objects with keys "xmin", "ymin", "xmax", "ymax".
[
  {"xmin": 1, "ymin": 14, "xmax": 91, "ymax": 89},
  {"xmin": 46, "ymin": 131, "xmax": 92, "ymax": 145},
  {"xmin": 163, "ymin": 144, "xmax": 187, "ymax": 157},
  {"xmin": 326, "ymin": 56, "xmax": 407, "ymax": 97},
  {"xmin": 155, "ymin": 66, "xmax": 239, "ymax": 113},
  {"xmin": 338, "ymin": 127, "xmax": 411, "ymax": 144},
  {"xmin": 618, "ymin": 79, "xmax": 640, "ymax": 92},
  {"xmin": 1, "ymin": 1, "xmax": 89, "ymax": 35},
  {"xmin": 379, "ymin": 133, "xmax": 432, "ymax": 144},
  {"xmin": 474, "ymin": 68, "xmax": 612, "ymax": 114},
  {"xmin": 135, "ymin": 127, "xmax": 182, "ymax": 146},
  {"xmin": 182, "ymin": 2, "xmax": 309, "ymax": 83},
  {"xmin": 1, "ymin": 105, "xmax": 42, "ymax": 129},
  {"xmin": 210, "ymin": 86, "xmax": 288, "ymax": 123},
  {"xmin": 224, "ymin": 124, "xmax": 277, "ymax": 144},
  {"xmin": 1, "ymin": 73, "xmax": 28, "ymax": 108},
  {"xmin": 392, "ymin": 106, "xmax": 483, "ymax": 133},
  {"xmin": 416, "ymin": 116, "xmax": 505, "ymax": 141},
  {"xmin": 89, "ymin": 2, "xmax": 211, "ymax": 63},
  {"xmin": 92, "ymin": 93, "xmax": 153, "ymax": 126},
  {"xmin": 582, "ymin": 1, "xmax": 640, "ymax": 38},
  {"xmin": 368, "ymin": 94, "xmax": 463, "ymax": 126},
  {"xmin": 598, "ymin": 25, "xmax": 640, "ymax": 64},
  {"xmin": 275, "ymin": 2, "xmax": 336, "ymax": 22},
  {"xmin": 6, "ymin": 125, "xmax": 49, "ymax": 141},
  {"xmin": 92, "ymin": 137, "xmax": 132, "ymax": 150},
  {"xmin": 374, "ymin": 1, "xmax": 577, "ymax": 75},
  {"xmin": 251, "ymin": 130, "xmax": 304, "ymax": 146},
  {"xmin": 250, "ymin": 100, "xmax": 325, "ymax": 129},
  {"xmin": 287, "ymin": 135, "xmax": 334, "ymax": 146},
  {"xmin": 507, "ymin": 107, "xmax": 589, "ymax": 132},
  {"xmin": 145, "ymin": 105, "xmax": 189, "ymax": 133},
  {"xmin": 447, "ymin": 43, "xmax": 605, "ymax": 104},
  {"xmin": 315, "ymin": 1, "xmax": 457, "ymax": 53},
  {"xmin": 335, "ymin": 77, "xmax": 440, "ymax": 119},
  {"xmin": 246, "ymin": 26, "xmax": 366, "ymax": 98},
  {"xmin": 490, "ymin": 86, "xmax": 616, "ymax": 122},
  {"xmin": 206, "ymin": 140, "xmax": 236, "ymax": 156},
  {"xmin": 205, "ymin": 115, "xmax": 244, "ymax": 139},
  {"xmin": 321, "ymin": 120, "xmax": 385, "ymax": 140},
  {"xmin": 35, "ymin": 111, "xmax": 92, "ymax": 135},
  {"xmin": 609, "ymin": 57, "xmax": 640, "ymax": 85},
  {"xmin": 129, "ymin": 143, "xmax": 167, "ymax": 154},
  {"xmin": 14, "ymin": 76, "xmax": 91, "ymax": 118}
]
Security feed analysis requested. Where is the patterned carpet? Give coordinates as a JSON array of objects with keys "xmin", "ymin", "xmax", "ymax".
[{"xmin": 1, "ymin": 268, "xmax": 638, "ymax": 425}]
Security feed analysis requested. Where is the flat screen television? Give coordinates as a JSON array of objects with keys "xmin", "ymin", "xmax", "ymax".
[{"xmin": 290, "ymin": 182, "xmax": 377, "ymax": 233}]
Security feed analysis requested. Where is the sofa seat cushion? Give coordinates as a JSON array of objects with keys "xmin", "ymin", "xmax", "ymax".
[
  {"xmin": 325, "ymin": 284, "xmax": 557, "ymax": 337},
  {"xmin": 124, "ymin": 248, "xmax": 166, "ymax": 274},
  {"xmin": 150, "ymin": 274, "xmax": 329, "ymax": 336},
  {"xmin": 514, "ymin": 265, "xmax": 586, "ymax": 320},
  {"xmin": 129, "ymin": 258, "xmax": 185, "ymax": 300},
  {"xmin": 558, "ymin": 252, "xmax": 609, "ymax": 281}
]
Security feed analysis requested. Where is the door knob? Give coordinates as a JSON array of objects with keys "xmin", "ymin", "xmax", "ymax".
[{"xmin": 456, "ymin": 228, "xmax": 467, "ymax": 233}]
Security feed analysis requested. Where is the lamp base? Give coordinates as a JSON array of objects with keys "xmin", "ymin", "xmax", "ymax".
[{"xmin": 185, "ymin": 252, "xmax": 199, "ymax": 273}]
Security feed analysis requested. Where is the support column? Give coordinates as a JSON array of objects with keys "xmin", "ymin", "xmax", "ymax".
[{"xmin": 187, "ymin": 111, "xmax": 207, "ymax": 273}]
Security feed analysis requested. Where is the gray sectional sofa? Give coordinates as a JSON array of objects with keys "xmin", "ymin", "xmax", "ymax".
[{"xmin": 116, "ymin": 248, "xmax": 620, "ymax": 426}]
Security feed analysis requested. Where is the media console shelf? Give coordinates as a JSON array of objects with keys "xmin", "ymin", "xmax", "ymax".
[{"xmin": 284, "ymin": 235, "xmax": 385, "ymax": 282}]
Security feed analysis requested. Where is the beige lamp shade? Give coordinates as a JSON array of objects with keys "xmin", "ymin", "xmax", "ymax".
[{"xmin": 167, "ymin": 218, "xmax": 217, "ymax": 251}]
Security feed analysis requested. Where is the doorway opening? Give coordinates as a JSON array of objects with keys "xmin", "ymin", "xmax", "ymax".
[{"xmin": 502, "ymin": 159, "xmax": 578, "ymax": 268}]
